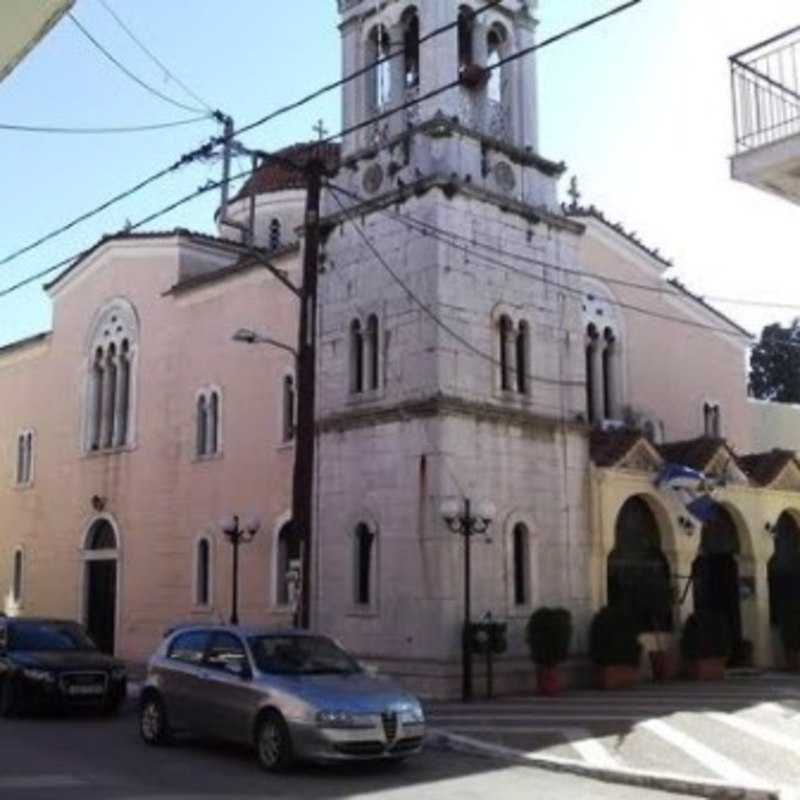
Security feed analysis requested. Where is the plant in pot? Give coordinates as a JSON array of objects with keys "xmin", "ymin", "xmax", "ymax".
[
  {"xmin": 589, "ymin": 606, "xmax": 642, "ymax": 690},
  {"xmin": 680, "ymin": 612, "xmax": 732, "ymax": 680},
  {"xmin": 526, "ymin": 607, "xmax": 572, "ymax": 696},
  {"xmin": 779, "ymin": 599, "xmax": 800, "ymax": 672}
]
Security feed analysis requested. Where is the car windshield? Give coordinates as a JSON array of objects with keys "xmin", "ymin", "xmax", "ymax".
[
  {"xmin": 8, "ymin": 621, "xmax": 96, "ymax": 652},
  {"xmin": 248, "ymin": 635, "xmax": 361, "ymax": 676}
]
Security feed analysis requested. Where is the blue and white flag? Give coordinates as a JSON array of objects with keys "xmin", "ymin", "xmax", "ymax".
[{"xmin": 654, "ymin": 463, "xmax": 719, "ymax": 523}]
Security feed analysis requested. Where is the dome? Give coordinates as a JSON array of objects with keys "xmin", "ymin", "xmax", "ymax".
[{"xmin": 231, "ymin": 141, "xmax": 341, "ymax": 204}]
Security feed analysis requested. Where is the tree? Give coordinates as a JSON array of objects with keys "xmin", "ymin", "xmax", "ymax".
[{"xmin": 749, "ymin": 319, "xmax": 800, "ymax": 403}]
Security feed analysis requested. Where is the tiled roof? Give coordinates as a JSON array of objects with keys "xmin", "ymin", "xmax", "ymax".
[
  {"xmin": 231, "ymin": 141, "xmax": 341, "ymax": 204},
  {"xmin": 667, "ymin": 278, "xmax": 753, "ymax": 339},
  {"xmin": 589, "ymin": 429, "xmax": 648, "ymax": 467},
  {"xmin": 738, "ymin": 449, "xmax": 799, "ymax": 486},
  {"xmin": 0, "ymin": 331, "xmax": 51, "ymax": 357},
  {"xmin": 657, "ymin": 437, "xmax": 730, "ymax": 471}
]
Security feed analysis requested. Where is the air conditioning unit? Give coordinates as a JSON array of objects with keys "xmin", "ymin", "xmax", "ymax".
[{"xmin": 600, "ymin": 419, "xmax": 626, "ymax": 432}]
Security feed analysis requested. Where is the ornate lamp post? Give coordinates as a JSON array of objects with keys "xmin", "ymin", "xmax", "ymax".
[
  {"xmin": 220, "ymin": 514, "xmax": 261, "ymax": 625},
  {"xmin": 440, "ymin": 497, "xmax": 496, "ymax": 702}
]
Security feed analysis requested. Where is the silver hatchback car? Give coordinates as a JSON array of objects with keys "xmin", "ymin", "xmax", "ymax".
[{"xmin": 139, "ymin": 625, "xmax": 425, "ymax": 771}]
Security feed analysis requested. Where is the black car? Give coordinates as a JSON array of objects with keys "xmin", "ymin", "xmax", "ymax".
[{"xmin": 0, "ymin": 618, "xmax": 127, "ymax": 716}]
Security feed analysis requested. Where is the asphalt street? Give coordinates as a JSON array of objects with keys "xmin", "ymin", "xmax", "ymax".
[
  {"xmin": 0, "ymin": 699, "xmax": 702, "ymax": 800},
  {"xmin": 428, "ymin": 672, "xmax": 800, "ymax": 797}
]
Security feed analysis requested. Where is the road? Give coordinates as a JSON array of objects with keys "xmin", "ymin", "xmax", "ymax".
[
  {"xmin": 428, "ymin": 672, "xmax": 800, "ymax": 797},
  {"xmin": 0, "ymin": 699, "xmax": 700, "ymax": 800}
]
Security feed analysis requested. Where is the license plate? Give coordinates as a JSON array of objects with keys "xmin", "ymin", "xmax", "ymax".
[{"xmin": 67, "ymin": 685, "xmax": 104, "ymax": 696}]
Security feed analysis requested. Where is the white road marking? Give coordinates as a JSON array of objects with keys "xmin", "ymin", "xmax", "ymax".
[
  {"xmin": 432, "ymin": 714, "xmax": 640, "ymax": 721},
  {"xmin": 640, "ymin": 718, "xmax": 762, "ymax": 785},
  {"xmin": 0, "ymin": 775, "xmax": 86, "ymax": 788},
  {"xmin": 709, "ymin": 711, "xmax": 800, "ymax": 755}
]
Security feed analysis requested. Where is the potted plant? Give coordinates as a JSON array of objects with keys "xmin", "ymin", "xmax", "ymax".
[
  {"xmin": 526, "ymin": 607, "xmax": 572, "ymax": 696},
  {"xmin": 681, "ymin": 612, "xmax": 732, "ymax": 680},
  {"xmin": 780, "ymin": 600, "xmax": 800, "ymax": 671},
  {"xmin": 589, "ymin": 606, "xmax": 642, "ymax": 690}
]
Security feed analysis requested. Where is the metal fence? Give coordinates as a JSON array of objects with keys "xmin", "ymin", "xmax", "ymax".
[{"xmin": 730, "ymin": 25, "xmax": 800, "ymax": 152}]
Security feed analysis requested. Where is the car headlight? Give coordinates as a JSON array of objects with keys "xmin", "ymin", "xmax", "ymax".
[
  {"xmin": 22, "ymin": 668, "xmax": 56, "ymax": 683},
  {"xmin": 111, "ymin": 666, "xmax": 127, "ymax": 680},
  {"xmin": 315, "ymin": 710, "xmax": 372, "ymax": 729},
  {"xmin": 397, "ymin": 703, "xmax": 425, "ymax": 724}
]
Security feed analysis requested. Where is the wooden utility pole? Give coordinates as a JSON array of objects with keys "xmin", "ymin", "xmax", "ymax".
[{"xmin": 292, "ymin": 153, "xmax": 324, "ymax": 629}]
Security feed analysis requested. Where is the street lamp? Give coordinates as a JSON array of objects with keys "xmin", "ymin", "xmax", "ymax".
[
  {"xmin": 440, "ymin": 497, "xmax": 496, "ymax": 702},
  {"xmin": 232, "ymin": 328, "xmax": 298, "ymax": 360},
  {"xmin": 220, "ymin": 513, "xmax": 261, "ymax": 625}
]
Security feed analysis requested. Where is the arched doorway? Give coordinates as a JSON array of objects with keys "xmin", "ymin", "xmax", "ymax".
[
  {"xmin": 692, "ymin": 506, "xmax": 742, "ymax": 662},
  {"xmin": 608, "ymin": 496, "xmax": 673, "ymax": 632},
  {"xmin": 83, "ymin": 519, "xmax": 118, "ymax": 654},
  {"xmin": 768, "ymin": 511, "xmax": 800, "ymax": 631}
]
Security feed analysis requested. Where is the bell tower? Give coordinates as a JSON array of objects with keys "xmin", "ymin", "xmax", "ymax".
[
  {"xmin": 339, "ymin": 0, "xmax": 540, "ymax": 156},
  {"xmin": 315, "ymin": 1, "xmax": 591, "ymax": 698}
]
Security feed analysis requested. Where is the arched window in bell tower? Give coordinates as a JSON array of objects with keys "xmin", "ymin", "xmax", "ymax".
[
  {"xmin": 457, "ymin": 6, "xmax": 475, "ymax": 72},
  {"xmin": 402, "ymin": 7, "xmax": 420, "ymax": 88},
  {"xmin": 487, "ymin": 27, "xmax": 504, "ymax": 103},
  {"xmin": 367, "ymin": 24, "xmax": 392, "ymax": 111}
]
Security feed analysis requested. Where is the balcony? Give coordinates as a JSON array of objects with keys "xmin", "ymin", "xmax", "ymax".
[{"xmin": 730, "ymin": 25, "xmax": 800, "ymax": 204}]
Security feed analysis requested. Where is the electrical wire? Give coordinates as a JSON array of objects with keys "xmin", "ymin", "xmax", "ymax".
[
  {"xmin": 0, "ymin": 116, "xmax": 211, "ymax": 135},
  {"xmin": 98, "ymin": 0, "xmax": 215, "ymax": 113},
  {"xmin": 68, "ymin": 12, "xmax": 208, "ymax": 115}
]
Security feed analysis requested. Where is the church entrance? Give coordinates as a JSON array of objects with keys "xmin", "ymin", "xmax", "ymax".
[
  {"xmin": 83, "ymin": 519, "xmax": 118, "ymax": 655},
  {"xmin": 608, "ymin": 496, "xmax": 672, "ymax": 632},
  {"xmin": 768, "ymin": 511, "xmax": 800, "ymax": 634},
  {"xmin": 692, "ymin": 507, "xmax": 743, "ymax": 663}
]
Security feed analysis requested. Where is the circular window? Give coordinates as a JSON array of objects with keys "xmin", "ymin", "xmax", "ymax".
[{"xmin": 362, "ymin": 163, "xmax": 384, "ymax": 195}]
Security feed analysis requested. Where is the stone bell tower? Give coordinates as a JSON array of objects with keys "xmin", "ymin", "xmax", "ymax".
[{"xmin": 314, "ymin": 0, "xmax": 592, "ymax": 697}]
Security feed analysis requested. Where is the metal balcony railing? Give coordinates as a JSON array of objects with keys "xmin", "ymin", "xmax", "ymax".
[{"xmin": 730, "ymin": 25, "xmax": 800, "ymax": 152}]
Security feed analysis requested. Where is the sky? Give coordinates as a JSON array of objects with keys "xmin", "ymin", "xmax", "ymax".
[{"xmin": 0, "ymin": 0, "xmax": 798, "ymax": 348}]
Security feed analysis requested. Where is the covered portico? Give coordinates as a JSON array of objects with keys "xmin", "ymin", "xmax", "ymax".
[{"xmin": 589, "ymin": 431, "xmax": 800, "ymax": 669}]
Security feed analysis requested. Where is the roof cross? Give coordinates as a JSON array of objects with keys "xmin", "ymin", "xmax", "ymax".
[
  {"xmin": 313, "ymin": 119, "xmax": 328, "ymax": 141},
  {"xmin": 568, "ymin": 175, "xmax": 581, "ymax": 208}
]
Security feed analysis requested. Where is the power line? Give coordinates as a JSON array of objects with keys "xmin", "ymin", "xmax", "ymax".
[
  {"xmin": 0, "ymin": 141, "xmax": 217, "ymax": 269},
  {"xmin": 0, "ymin": 116, "xmax": 210, "ymax": 135},
  {"xmin": 68, "ymin": 11, "xmax": 209, "ymax": 116},
  {"xmin": 98, "ymin": 0, "xmax": 215, "ymax": 113},
  {"xmin": 327, "ymin": 181, "xmax": 582, "ymax": 389},
  {"xmin": 2, "ymin": 1, "xmax": 639, "ymax": 290}
]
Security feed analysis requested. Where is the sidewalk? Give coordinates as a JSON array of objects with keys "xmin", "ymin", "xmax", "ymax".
[{"xmin": 426, "ymin": 673, "xmax": 800, "ymax": 800}]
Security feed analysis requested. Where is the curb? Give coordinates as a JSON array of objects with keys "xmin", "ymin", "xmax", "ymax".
[{"xmin": 428, "ymin": 729, "xmax": 781, "ymax": 800}]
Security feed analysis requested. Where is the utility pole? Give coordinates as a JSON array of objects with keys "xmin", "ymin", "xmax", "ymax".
[{"xmin": 293, "ymin": 151, "xmax": 324, "ymax": 630}]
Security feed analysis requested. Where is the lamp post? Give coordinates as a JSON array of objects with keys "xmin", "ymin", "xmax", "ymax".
[
  {"xmin": 220, "ymin": 514, "xmax": 261, "ymax": 625},
  {"xmin": 440, "ymin": 497, "xmax": 496, "ymax": 702}
]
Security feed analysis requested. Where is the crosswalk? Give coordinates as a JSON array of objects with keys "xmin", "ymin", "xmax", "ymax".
[{"xmin": 426, "ymin": 674, "xmax": 800, "ymax": 791}]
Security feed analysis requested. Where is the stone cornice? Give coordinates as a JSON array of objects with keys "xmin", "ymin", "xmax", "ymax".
[{"xmin": 317, "ymin": 393, "xmax": 588, "ymax": 435}]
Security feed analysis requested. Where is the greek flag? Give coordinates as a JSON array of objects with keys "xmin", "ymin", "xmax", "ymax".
[{"xmin": 654, "ymin": 464, "xmax": 719, "ymax": 523}]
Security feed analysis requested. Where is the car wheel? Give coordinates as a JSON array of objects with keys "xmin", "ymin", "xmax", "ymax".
[
  {"xmin": 255, "ymin": 711, "xmax": 293, "ymax": 772},
  {"xmin": 139, "ymin": 694, "xmax": 171, "ymax": 745}
]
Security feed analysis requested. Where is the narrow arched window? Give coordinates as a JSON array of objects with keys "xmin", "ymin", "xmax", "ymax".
[
  {"xmin": 283, "ymin": 375, "xmax": 296, "ymax": 442},
  {"xmin": 499, "ymin": 315, "xmax": 513, "ymax": 391},
  {"xmin": 208, "ymin": 391, "xmax": 220, "ymax": 455},
  {"xmin": 90, "ymin": 347, "xmax": 104, "ymax": 450},
  {"xmin": 367, "ymin": 314, "xmax": 380, "ymax": 391},
  {"xmin": 351, "ymin": 319, "xmax": 364, "ymax": 394},
  {"xmin": 457, "ymin": 6, "xmax": 474, "ymax": 71},
  {"xmin": 196, "ymin": 538, "xmax": 211, "ymax": 607},
  {"xmin": 367, "ymin": 24, "xmax": 392, "ymax": 111},
  {"xmin": 276, "ymin": 522, "xmax": 302, "ymax": 606},
  {"xmin": 16, "ymin": 433, "xmax": 25, "ymax": 485},
  {"xmin": 354, "ymin": 523, "xmax": 374, "ymax": 606},
  {"xmin": 269, "ymin": 218, "xmax": 281, "ymax": 250},
  {"xmin": 513, "ymin": 524, "xmax": 530, "ymax": 606},
  {"xmin": 487, "ymin": 28, "xmax": 503, "ymax": 103},
  {"xmin": 516, "ymin": 321, "xmax": 530, "ymax": 395},
  {"xmin": 602, "ymin": 327, "xmax": 616, "ymax": 420},
  {"xmin": 196, "ymin": 395, "xmax": 208, "ymax": 456},
  {"xmin": 104, "ymin": 344, "xmax": 118, "ymax": 449},
  {"xmin": 402, "ymin": 7, "xmax": 420, "ymax": 88},
  {"xmin": 585, "ymin": 323, "xmax": 599, "ymax": 424},
  {"xmin": 12, "ymin": 549, "xmax": 23, "ymax": 605},
  {"xmin": 116, "ymin": 340, "xmax": 131, "ymax": 447}
]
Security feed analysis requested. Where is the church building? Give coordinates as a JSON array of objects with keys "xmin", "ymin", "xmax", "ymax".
[{"xmin": 1, "ymin": 0, "xmax": 799, "ymax": 696}]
